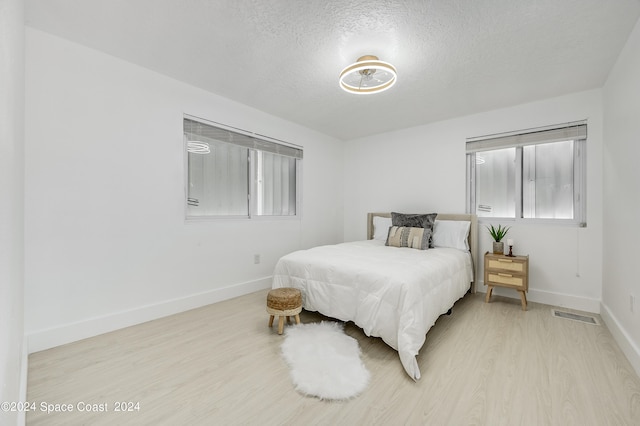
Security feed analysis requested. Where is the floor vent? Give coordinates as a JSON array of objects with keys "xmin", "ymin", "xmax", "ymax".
[{"xmin": 552, "ymin": 309, "xmax": 599, "ymax": 325}]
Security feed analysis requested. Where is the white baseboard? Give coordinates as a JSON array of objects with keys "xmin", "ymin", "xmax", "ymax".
[
  {"xmin": 476, "ymin": 281, "xmax": 601, "ymax": 313},
  {"xmin": 27, "ymin": 277, "xmax": 272, "ymax": 354},
  {"xmin": 526, "ymin": 288, "xmax": 600, "ymax": 313},
  {"xmin": 600, "ymin": 302, "xmax": 640, "ymax": 378}
]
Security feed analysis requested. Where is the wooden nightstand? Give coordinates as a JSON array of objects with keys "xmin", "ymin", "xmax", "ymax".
[{"xmin": 484, "ymin": 251, "xmax": 529, "ymax": 310}]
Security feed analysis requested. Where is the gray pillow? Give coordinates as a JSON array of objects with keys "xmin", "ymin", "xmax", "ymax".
[{"xmin": 391, "ymin": 212, "xmax": 437, "ymax": 246}]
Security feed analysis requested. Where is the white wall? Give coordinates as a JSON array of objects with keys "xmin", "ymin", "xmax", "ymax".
[
  {"xmin": 602, "ymin": 17, "xmax": 640, "ymax": 376},
  {"xmin": 344, "ymin": 90, "xmax": 604, "ymax": 313},
  {"xmin": 24, "ymin": 29, "xmax": 344, "ymax": 352},
  {"xmin": 0, "ymin": 0, "xmax": 25, "ymax": 424}
]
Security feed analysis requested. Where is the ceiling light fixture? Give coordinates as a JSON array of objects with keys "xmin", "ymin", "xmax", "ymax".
[{"xmin": 339, "ymin": 55, "xmax": 397, "ymax": 95}]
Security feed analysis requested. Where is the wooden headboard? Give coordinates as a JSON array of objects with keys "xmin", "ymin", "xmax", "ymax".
[{"xmin": 366, "ymin": 212, "xmax": 478, "ymax": 293}]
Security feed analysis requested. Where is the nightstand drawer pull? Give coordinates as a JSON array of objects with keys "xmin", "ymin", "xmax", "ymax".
[
  {"xmin": 498, "ymin": 273, "xmax": 512, "ymax": 277},
  {"xmin": 497, "ymin": 259, "xmax": 513, "ymax": 263}
]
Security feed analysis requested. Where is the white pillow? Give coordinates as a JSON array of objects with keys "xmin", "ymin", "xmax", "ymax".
[
  {"xmin": 372, "ymin": 216, "xmax": 392, "ymax": 241},
  {"xmin": 432, "ymin": 220, "xmax": 471, "ymax": 251}
]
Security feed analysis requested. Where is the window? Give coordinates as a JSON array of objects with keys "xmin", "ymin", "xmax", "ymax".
[
  {"xmin": 184, "ymin": 116, "xmax": 302, "ymax": 219},
  {"xmin": 466, "ymin": 122, "xmax": 586, "ymax": 225}
]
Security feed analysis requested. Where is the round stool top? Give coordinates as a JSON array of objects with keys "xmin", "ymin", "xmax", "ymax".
[{"xmin": 267, "ymin": 287, "xmax": 302, "ymax": 311}]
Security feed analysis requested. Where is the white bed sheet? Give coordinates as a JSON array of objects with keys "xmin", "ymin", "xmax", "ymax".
[{"xmin": 271, "ymin": 239, "xmax": 473, "ymax": 380}]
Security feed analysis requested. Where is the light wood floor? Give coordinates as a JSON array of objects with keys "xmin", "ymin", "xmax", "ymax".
[{"xmin": 27, "ymin": 290, "xmax": 640, "ymax": 425}]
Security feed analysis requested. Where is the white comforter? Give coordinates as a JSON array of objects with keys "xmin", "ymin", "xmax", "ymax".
[{"xmin": 272, "ymin": 240, "xmax": 473, "ymax": 381}]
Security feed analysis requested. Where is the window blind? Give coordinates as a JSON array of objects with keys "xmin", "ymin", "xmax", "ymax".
[
  {"xmin": 184, "ymin": 117, "xmax": 303, "ymax": 159},
  {"xmin": 466, "ymin": 121, "xmax": 587, "ymax": 153}
]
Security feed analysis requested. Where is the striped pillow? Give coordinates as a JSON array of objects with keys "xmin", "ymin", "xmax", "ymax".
[{"xmin": 385, "ymin": 226, "xmax": 431, "ymax": 250}]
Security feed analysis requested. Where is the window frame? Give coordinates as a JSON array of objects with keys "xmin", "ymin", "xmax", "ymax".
[
  {"xmin": 183, "ymin": 115, "xmax": 303, "ymax": 221},
  {"xmin": 466, "ymin": 122, "xmax": 587, "ymax": 227}
]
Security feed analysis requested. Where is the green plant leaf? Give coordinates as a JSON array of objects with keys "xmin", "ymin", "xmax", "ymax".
[{"xmin": 486, "ymin": 224, "xmax": 510, "ymax": 242}]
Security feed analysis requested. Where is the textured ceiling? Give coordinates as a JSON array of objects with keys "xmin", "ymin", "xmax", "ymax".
[{"xmin": 25, "ymin": 0, "xmax": 640, "ymax": 141}]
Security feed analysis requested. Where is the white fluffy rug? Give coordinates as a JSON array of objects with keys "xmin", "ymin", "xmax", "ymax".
[{"xmin": 281, "ymin": 321, "xmax": 370, "ymax": 400}]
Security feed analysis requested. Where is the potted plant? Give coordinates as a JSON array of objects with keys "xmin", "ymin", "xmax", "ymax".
[{"xmin": 487, "ymin": 224, "xmax": 510, "ymax": 254}]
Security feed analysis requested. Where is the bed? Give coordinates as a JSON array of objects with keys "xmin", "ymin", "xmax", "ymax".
[{"xmin": 271, "ymin": 212, "xmax": 478, "ymax": 380}]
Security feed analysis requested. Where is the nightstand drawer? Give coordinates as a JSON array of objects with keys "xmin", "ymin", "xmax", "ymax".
[
  {"xmin": 487, "ymin": 272, "xmax": 524, "ymax": 287},
  {"xmin": 487, "ymin": 258, "xmax": 525, "ymax": 273}
]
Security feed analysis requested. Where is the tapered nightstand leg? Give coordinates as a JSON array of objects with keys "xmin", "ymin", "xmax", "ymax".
[
  {"xmin": 485, "ymin": 286, "xmax": 494, "ymax": 303},
  {"xmin": 519, "ymin": 291, "xmax": 527, "ymax": 311}
]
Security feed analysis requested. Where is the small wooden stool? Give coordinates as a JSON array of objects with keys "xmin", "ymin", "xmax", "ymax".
[{"xmin": 266, "ymin": 287, "xmax": 302, "ymax": 334}]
